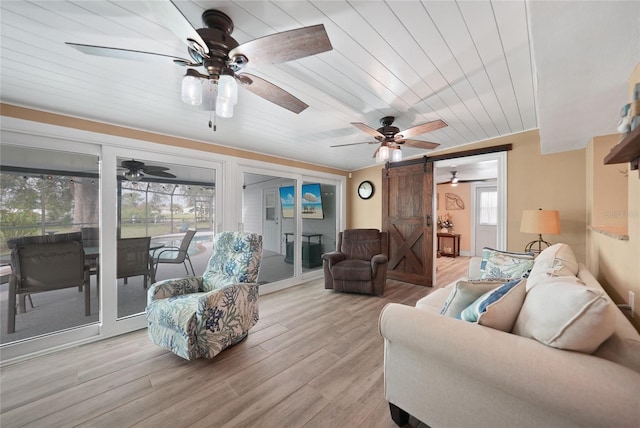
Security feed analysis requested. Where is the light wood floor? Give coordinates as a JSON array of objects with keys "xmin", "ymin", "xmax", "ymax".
[{"xmin": 0, "ymin": 257, "xmax": 469, "ymax": 428}]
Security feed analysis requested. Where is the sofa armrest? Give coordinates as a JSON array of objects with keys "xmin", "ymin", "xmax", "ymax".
[
  {"xmin": 379, "ymin": 303, "xmax": 640, "ymax": 428},
  {"xmin": 147, "ymin": 276, "xmax": 203, "ymax": 303}
]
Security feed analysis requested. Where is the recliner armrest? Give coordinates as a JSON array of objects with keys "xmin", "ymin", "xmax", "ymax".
[
  {"xmin": 371, "ymin": 254, "xmax": 388, "ymax": 277},
  {"xmin": 147, "ymin": 276, "xmax": 204, "ymax": 303},
  {"xmin": 371, "ymin": 254, "xmax": 388, "ymax": 265},
  {"xmin": 195, "ymin": 282, "xmax": 260, "ymax": 358},
  {"xmin": 322, "ymin": 251, "xmax": 346, "ymax": 267}
]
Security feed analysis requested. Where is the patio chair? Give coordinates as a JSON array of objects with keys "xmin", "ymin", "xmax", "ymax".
[
  {"xmin": 151, "ymin": 229, "xmax": 196, "ymax": 281},
  {"xmin": 81, "ymin": 226, "xmax": 100, "ymax": 281},
  {"xmin": 6, "ymin": 232, "xmax": 90, "ymax": 334},
  {"xmin": 146, "ymin": 231, "xmax": 262, "ymax": 360},
  {"xmin": 117, "ymin": 237, "xmax": 152, "ymax": 289}
]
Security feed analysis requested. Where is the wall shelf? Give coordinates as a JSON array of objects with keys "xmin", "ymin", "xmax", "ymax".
[
  {"xmin": 604, "ymin": 126, "xmax": 640, "ymax": 171},
  {"xmin": 588, "ymin": 225, "xmax": 629, "ymax": 241}
]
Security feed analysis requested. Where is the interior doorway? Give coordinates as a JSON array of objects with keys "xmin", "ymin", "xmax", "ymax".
[{"xmin": 434, "ymin": 152, "xmax": 507, "ymax": 261}]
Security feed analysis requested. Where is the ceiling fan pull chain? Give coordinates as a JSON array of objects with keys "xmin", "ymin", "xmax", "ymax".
[{"xmin": 208, "ymin": 81, "xmax": 217, "ymax": 131}]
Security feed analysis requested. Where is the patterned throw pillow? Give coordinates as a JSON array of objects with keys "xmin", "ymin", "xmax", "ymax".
[
  {"xmin": 479, "ymin": 247, "xmax": 535, "ymax": 280},
  {"xmin": 440, "ymin": 280, "xmax": 508, "ymax": 319},
  {"xmin": 460, "ymin": 279, "xmax": 526, "ymax": 332}
]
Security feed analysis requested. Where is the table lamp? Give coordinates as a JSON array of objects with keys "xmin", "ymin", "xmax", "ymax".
[{"xmin": 520, "ymin": 208, "xmax": 560, "ymax": 253}]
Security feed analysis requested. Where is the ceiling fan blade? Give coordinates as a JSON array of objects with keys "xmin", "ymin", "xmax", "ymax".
[
  {"xmin": 66, "ymin": 43, "xmax": 192, "ymax": 64},
  {"xmin": 237, "ymin": 73, "xmax": 308, "ymax": 114},
  {"xmin": 351, "ymin": 122, "xmax": 384, "ymax": 139},
  {"xmin": 142, "ymin": 166, "xmax": 171, "ymax": 172},
  {"xmin": 330, "ymin": 141, "xmax": 376, "ymax": 148},
  {"xmin": 151, "ymin": 0, "xmax": 209, "ymax": 54},
  {"xmin": 121, "ymin": 160, "xmax": 145, "ymax": 170},
  {"xmin": 401, "ymin": 139, "xmax": 441, "ymax": 150},
  {"xmin": 229, "ymin": 24, "xmax": 332, "ymax": 69},
  {"xmin": 397, "ymin": 119, "xmax": 447, "ymax": 140},
  {"xmin": 144, "ymin": 170, "xmax": 177, "ymax": 178}
]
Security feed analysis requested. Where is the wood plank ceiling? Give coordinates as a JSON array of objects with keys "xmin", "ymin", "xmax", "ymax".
[{"xmin": 1, "ymin": 1, "xmax": 637, "ymax": 171}]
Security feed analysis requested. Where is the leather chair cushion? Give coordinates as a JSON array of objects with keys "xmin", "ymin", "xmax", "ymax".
[
  {"xmin": 341, "ymin": 229, "xmax": 382, "ymax": 261},
  {"xmin": 332, "ymin": 259, "xmax": 373, "ymax": 281}
]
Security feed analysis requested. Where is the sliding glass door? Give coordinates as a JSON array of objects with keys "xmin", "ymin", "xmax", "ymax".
[
  {"xmin": 0, "ymin": 144, "xmax": 101, "ymax": 344},
  {"xmin": 241, "ymin": 171, "xmax": 341, "ymax": 286},
  {"xmin": 242, "ymin": 172, "xmax": 296, "ymax": 284},
  {"xmin": 115, "ymin": 156, "xmax": 216, "ymax": 319}
]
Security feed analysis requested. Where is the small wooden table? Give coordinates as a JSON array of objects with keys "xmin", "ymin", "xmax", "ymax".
[{"xmin": 437, "ymin": 232, "xmax": 461, "ymax": 258}]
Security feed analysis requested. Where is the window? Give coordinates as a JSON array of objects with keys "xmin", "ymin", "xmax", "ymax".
[{"xmin": 478, "ymin": 190, "xmax": 498, "ymax": 225}]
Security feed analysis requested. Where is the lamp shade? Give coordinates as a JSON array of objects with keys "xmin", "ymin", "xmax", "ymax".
[{"xmin": 520, "ymin": 209, "xmax": 560, "ymax": 235}]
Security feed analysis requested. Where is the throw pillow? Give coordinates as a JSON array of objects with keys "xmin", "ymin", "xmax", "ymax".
[
  {"xmin": 440, "ymin": 280, "xmax": 507, "ymax": 319},
  {"xmin": 460, "ymin": 278, "xmax": 527, "ymax": 332},
  {"xmin": 526, "ymin": 243, "xmax": 579, "ymax": 291},
  {"xmin": 512, "ymin": 276, "xmax": 616, "ymax": 353},
  {"xmin": 479, "ymin": 247, "xmax": 535, "ymax": 280}
]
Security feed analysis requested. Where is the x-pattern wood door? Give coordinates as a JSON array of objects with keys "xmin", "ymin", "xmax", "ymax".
[{"xmin": 382, "ymin": 161, "xmax": 434, "ymax": 286}]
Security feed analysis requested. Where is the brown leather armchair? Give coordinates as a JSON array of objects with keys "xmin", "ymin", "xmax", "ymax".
[{"xmin": 321, "ymin": 229, "xmax": 388, "ymax": 296}]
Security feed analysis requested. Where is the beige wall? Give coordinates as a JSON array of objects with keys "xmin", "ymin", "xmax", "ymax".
[
  {"xmin": 505, "ymin": 131, "xmax": 586, "ymax": 261},
  {"xmin": 349, "ymin": 129, "xmax": 587, "ymax": 262},
  {"xmin": 588, "ymin": 135, "xmax": 628, "ymax": 229},
  {"xmin": 586, "ymin": 64, "xmax": 640, "ymax": 328},
  {"xmin": 347, "ymin": 166, "xmax": 384, "ymax": 229}
]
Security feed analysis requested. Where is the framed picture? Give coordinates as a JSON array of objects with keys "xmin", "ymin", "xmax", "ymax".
[{"xmin": 279, "ymin": 183, "xmax": 325, "ymax": 219}]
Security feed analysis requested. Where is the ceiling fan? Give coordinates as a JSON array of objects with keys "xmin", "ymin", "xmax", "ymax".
[
  {"xmin": 330, "ymin": 116, "xmax": 447, "ymax": 163},
  {"xmin": 65, "ymin": 2, "xmax": 332, "ymax": 122},
  {"xmin": 441, "ymin": 170, "xmax": 490, "ymax": 185},
  {"xmin": 120, "ymin": 160, "xmax": 176, "ymax": 181},
  {"xmin": 448, "ymin": 171, "xmax": 460, "ymax": 185}
]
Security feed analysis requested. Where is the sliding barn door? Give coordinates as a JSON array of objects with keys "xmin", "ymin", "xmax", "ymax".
[{"xmin": 382, "ymin": 161, "xmax": 434, "ymax": 286}]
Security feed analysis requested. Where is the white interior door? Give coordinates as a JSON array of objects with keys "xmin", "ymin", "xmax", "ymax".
[
  {"xmin": 475, "ymin": 186, "xmax": 497, "ymax": 256},
  {"xmin": 263, "ymin": 189, "xmax": 280, "ymax": 253}
]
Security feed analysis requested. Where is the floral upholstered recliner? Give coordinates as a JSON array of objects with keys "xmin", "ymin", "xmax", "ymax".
[{"xmin": 146, "ymin": 232, "xmax": 262, "ymax": 360}]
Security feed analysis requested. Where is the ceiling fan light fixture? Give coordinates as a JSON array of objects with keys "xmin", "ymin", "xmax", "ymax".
[
  {"xmin": 181, "ymin": 71, "xmax": 202, "ymax": 105},
  {"xmin": 450, "ymin": 171, "xmax": 459, "ymax": 186},
  {"xmin": 391, "ymin": 146, "xmax": 402, "ymax": 162},
  {"xmin": 215, "ymin": 74, "xmax": 238, "ymax": 118},
  {"xmin": 376, "ymin": 145, "xmax": 390, "ymax": 164},
  {"xmin": 124, "ymin": 169, "xmax": 143, "ymax": 181}
]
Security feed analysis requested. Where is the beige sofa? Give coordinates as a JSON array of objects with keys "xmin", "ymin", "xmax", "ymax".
[{"xmin": 379, "ymin": 245, "xmax": 640, "ymax": 428}]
